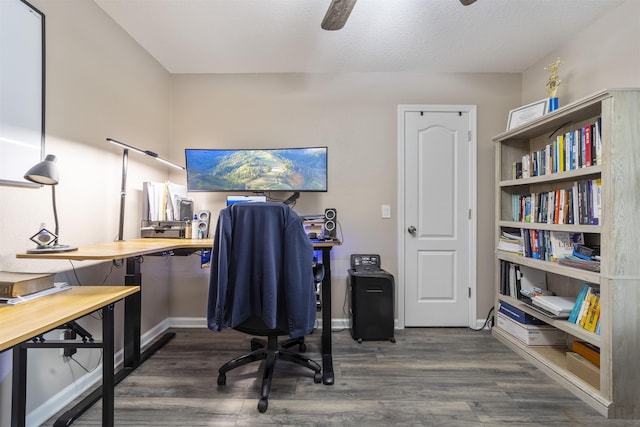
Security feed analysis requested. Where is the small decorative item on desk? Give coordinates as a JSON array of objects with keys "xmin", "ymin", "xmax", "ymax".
[
  {"xmin": 184, "ymin": 218, "xmax": 192, "ymax": 239},
  {"xmin": 545, "ymin": 57, "xmax": 563, "ymax": 112}
]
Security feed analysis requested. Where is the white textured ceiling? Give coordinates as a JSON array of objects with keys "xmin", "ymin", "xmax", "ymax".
[{"xmin": 94, "ymin": 0, "xmax": 624, "ymax": 74}]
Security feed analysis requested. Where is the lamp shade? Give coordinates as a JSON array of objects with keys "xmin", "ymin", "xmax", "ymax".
[{"xmin": 24, "ymin": 154, "xmax": 59, "ymax": 185}]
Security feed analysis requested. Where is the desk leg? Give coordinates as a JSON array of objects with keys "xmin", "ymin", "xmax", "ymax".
[
  {"xmin": 320, "ymin": 247, "xmax": 335, "ymax": 385},
  {"xmin": 102, "ymin": 303, "xmax": 115, "ymax": 427},
  {"xmin": 11, "ymin": 344, "xmax": 27, "ymax": 427},
  {"xmin": 124, "ymin": 257, "xmax": 142, "ymax": 369},
  {"xmin": 123, "ymin": 256, "xmax": 175, "ymax": 371}
]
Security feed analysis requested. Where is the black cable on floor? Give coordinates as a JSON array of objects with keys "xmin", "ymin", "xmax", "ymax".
[{"xmin": 468, "ymin": 306, "xmax": 494, "ymax": 331}]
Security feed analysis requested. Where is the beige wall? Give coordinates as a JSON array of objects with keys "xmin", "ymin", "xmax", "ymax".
[
  {"xmin": 0, "ymin": 0, "xmax": 171, "ymax": 425},
  {"xmin": 522, "ymin": 0, "xmax": 640, "ymax": 105},
  {"xmin": 166, "ymin": 72, "xmax": 521, "ymax": 322},
  {"xmin": 1, "ymin": 0, "xmax": 638, "ymax": 425}
]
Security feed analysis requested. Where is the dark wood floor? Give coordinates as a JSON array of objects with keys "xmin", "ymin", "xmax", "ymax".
[{"xmin": 44, "ymin": 327, "xmax": 640, "ymax": 426}]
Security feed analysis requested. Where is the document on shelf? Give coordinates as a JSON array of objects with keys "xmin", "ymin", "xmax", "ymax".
[
  {"xmin": 531, "ymin": 295, "xmax": 576, "ymax": 316},
  {"xmin": 0, "ymin": 283, "xmax": 71, "ymax": 305},
  {"xmin": 143, "ymin": 181, "xmax": 188, "ymax": 221}
]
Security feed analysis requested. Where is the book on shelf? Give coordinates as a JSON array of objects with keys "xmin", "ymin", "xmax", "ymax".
[
  {"xmin": 497, "ymin": 238, "xmax": 523, "ymax": 254},
  {"xmin": 568, "ymin": 283, "xmax": 591, "ymax": 323},
  {"xmin": 583, "ymin": 294, "xmax": 600, "ymax": 332},
  {"xmin": 498, "ymin": 299, "xmax": 547, "ymax": 325},
  {"xmin": 594, "ymin": 117, "xmax": 602, "ymax": 166},
  {"xmin": 558, "ymin": 255, "xmax": 600, "ymax": 272},
  {"xmin": 498, "ymin": 261, "xmax": 548, "ymax": 299},
  {"xmin": 496, "ymin": 313, "xmax": 567, "ymax": 346},
  {"xmin": 510, "ymin": 181, "xmax": 600, "ymax": 225},
  {"xmin": 0, "ymin": 272, "xmax": 55, "ymax": 298},
  {"xmin": 530, "ymin": 295, "xmax": 575, "ymax": 317},
  {"xmin": 572, "ymin": 340, "xmax": 600, "ymax": 367},
  {"xmin": 497, "ymin": 230, "xmax": 524, "ymax": 255},
  {"xmin": 549, "ymin": 231, "xmax": 584, "ymax": 262},
  {"xmin": 568, "ymin": 284, "xmax": 601, "ymax": 333},
  {"xmin": 510, "ymin": 117, "xmax": 602, "ymax": 182}
]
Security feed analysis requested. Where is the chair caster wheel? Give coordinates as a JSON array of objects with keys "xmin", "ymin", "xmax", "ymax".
[
  {"xmin": 258, "ymin": 398, "xmax": 268, "ymax": 413},
  {"xmin": 390, "ymin": 337, "xmax": 396, "ymax": 343},
  {"xmin": 217, "ymin": 374, "xmax": 226, "ymax": 385},
  {"xmin": 357, "ymin": 338, "xmax": 363, "ymax": 344},
  {"xmin": 314, "ymin": 372, "xmax": 322, "ymax": 383},
  {"xmin": 299, "ymin": 343, "xmax": 307, "ymax": 352}
]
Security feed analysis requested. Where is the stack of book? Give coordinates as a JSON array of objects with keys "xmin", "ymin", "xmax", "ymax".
[
  {"xmin": 567, "ymin": 283, "xmax": 601, "ymax": 334},
  {"xmin": 497, "ymin": 230, "xmax": 523, "ymax": 255},
  {"xmin": 496, "ymin": 300, "xmax": 566, "ymax": 346}
]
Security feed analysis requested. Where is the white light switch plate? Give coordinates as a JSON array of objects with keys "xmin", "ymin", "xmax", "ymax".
[{"xmin": 381, "ymin": 204, "xmax": 391, "ymax": 219}]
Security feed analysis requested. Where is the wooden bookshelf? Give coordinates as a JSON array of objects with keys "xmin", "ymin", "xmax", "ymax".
[{"xmin": 493, "ymin": 89, "xmax": 640, "ymax": 419}]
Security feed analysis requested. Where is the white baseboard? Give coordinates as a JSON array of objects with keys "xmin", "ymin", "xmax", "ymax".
[
  {"xmin": 28, "ymin": 319, "xmax": 172, "ymax": 427},
  {"xmin": 168, "ymin": 317, "xmax": 352, "ymax": 330}
]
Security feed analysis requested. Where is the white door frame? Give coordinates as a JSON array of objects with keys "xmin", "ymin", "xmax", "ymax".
[{"xmin": 397, "ymin": 105, "xmax": 478, "ymax": 328}]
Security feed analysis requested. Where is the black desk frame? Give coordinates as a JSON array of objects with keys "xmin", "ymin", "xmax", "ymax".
[
  {"xmin": 317, "ymin": 245, "xmax": 335, "ymax": 385},
  {"xmin": 12, "ymin": 305, "xmax": 116, "ymax": 427},
  {"xmin": 53, "ymin": 256, "xmax": 176, "ymax": 426}
]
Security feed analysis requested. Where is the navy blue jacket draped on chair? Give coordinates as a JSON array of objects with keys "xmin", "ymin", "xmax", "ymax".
[{"xmin": 207, "ymin": 202, "xmax": 316, "ymax": 338}]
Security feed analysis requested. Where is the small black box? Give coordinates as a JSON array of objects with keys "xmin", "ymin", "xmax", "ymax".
[{"xmin": 348, "ymin": 269, "xmax": 395, "ymax": 343}]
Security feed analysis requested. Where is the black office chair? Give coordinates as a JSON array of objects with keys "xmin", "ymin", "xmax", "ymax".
[{"xmin": 207, "ymin": 202, "xmax": 322, "ymax": 413}]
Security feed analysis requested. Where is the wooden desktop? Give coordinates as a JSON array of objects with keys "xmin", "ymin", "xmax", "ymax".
[{"xmin": 0, "ymin": 286, "xmax": 139, "ymax": 427}]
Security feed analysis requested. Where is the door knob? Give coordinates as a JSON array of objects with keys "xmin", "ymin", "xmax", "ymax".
[{"xmin": 407, "ymin": 226, "xmax": 416, "ymax": 236}]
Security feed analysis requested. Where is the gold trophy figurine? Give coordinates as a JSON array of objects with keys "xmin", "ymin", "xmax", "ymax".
[{"xmin": 545, "ymin": 57, "xmax": 563, "ymax": 111}]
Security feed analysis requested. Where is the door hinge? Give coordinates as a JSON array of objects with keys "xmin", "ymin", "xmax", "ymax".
[
  {"xmin": 468, "ymin": 130, "xmax": 472, "ymax": 142},
  {"xmin": 468, "ymin": 287, "xmax": 472, "ymax": 298},
  {"xmin": 468, "ymin": 209, "xmax": 472, "ymax": 219}
]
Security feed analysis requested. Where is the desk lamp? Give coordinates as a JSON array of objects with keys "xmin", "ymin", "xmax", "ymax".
[
  {"xmin": 24, "ymin": 154, "xmax": 78, "ymax": 253},
  {"xmin": 106, "ymin": 138, "xmax": 185, "ymax": 241}
]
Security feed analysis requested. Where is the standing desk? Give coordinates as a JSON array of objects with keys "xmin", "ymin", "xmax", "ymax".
[
  {"xmin": 0, "ymin": 285, "xmax": 139, "ymax": 427},
  {"xmin": 17, "ymin": 238, "xmax": 340, "ymax": 418}
]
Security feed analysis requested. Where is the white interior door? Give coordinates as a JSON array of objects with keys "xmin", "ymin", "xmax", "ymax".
[{"xmin": 399, "ymin": 106, "xmax": 476, "ymax": 327}]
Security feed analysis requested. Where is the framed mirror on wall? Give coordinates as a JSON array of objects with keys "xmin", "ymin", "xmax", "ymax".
[{"xmin": 0, "ymin": 0, "xmax": 45, "ymax": 187}]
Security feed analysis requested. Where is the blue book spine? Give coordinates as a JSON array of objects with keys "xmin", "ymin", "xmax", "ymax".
[{"xmin": 568, "ymin": 283, "xmax": 590, "ymax": 324}]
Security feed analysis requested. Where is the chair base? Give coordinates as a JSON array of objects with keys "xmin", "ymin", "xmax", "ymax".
[{"xmin": 217, "ymin": 335, "xmax": 322, "ymax": 413}]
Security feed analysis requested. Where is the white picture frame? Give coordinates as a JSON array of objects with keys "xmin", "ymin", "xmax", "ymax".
[
  {"xmin": 0, "ymin": 0, "xmax": 45, "ymax": 187},
  {"xmin": 506, "ymin": 99, "xmax": 549, "ymax": 131}
]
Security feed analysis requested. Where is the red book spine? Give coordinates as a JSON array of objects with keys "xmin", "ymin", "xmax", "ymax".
[{"xmin": 584, "ymin": 125, "xmax": 592, "ymax": 167}]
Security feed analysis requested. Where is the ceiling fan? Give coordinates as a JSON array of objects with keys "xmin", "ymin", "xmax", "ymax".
[{"xmin": 321, "ymin": 0, "xmax": 477, "ymax": 31}]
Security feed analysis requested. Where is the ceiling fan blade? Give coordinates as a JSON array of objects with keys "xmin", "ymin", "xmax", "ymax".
[
  {"xmin": 321, "ymin": 0, "xmax": 357, "ymax": 31},
  {"xmin": 459, "ymin": 0, "xmax": 477, "ymax": 5}
]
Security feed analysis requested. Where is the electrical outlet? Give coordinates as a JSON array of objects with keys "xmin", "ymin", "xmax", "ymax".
[{"xmin": 60, "ymin": 330, "xmax": 77, "ymax": 358}]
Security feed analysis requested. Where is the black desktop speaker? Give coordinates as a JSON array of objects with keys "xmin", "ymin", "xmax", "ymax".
[
  {"xmin": 348, "ymin": 269, "xmax": 395, "ymax": 343},
  {"xmin": 323, "ymin": 208, "xmax": 337, "ymax": 239},
  {"xmin": 197, "ymin": 210, "xmax": 211, "ymax": 238}
]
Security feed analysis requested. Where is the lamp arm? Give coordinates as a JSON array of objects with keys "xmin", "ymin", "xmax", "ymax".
[
  {"xmin": 51, "ymin": 185, "xmax": 60, "ymax": 245},
  {"xmin": 117, "ymin": 149, "xmax": 128, "ymax": 241}
]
